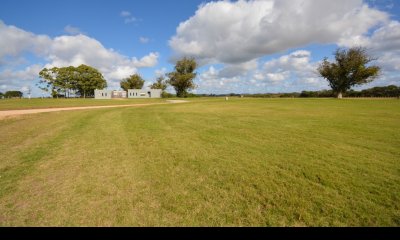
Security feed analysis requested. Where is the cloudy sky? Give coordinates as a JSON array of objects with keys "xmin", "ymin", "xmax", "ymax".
[{"xmin": 0, "ymin": 0, "xmax": 399, "ymax": 96}]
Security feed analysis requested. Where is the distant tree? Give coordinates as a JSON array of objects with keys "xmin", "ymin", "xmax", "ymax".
[
  {"xmin": 150, "ymin": 75, "xmax": 168, "ymax": 95},
  {"xmin": 359, "ymin": 85, "xmax": 400, "ymax": 98},
  {"xmin": 120, "ymin": 74, "xmax": 145, "ymax": 91},
  {"xmin": 5, "ymin": 91, "xmax": 23, "ymax": 98},
  {"xmin": 0, "ymin": 92, "xmax": 4, "ymax": 99},
  {"xmin": 167, "ymin": 57, "xmax": 197, "ymax": 97},
  {"xmin": 318, "ymin": 47, "xmax": 380, "ymax": 98}
]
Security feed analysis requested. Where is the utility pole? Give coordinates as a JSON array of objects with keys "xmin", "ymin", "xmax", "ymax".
[{"xmin": 27, "ymin": 86, "xmax": 31, "ymax": 99}]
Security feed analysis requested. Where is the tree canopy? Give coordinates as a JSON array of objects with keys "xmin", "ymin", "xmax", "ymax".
[
  {"xmin": 150, "ymin": 76, "xmax": 168, "ymax": 91},
  {"xmin": 318, "ymin": 47, "xmax": 380, "ymax": 98},
  {"xmin": 167, "ymin": 57, "xmax": 197, "ymax": 97},
  {"xmin": 38, "ymin": 64, "xmax": 107, "ymax": 98},
  {"xmin": 120, "ymin": 74, "xmax": 145, "ymax": 91},
  {"xmin": 4, "ymin": 91, "xmax": 23, "ymax": 98}
]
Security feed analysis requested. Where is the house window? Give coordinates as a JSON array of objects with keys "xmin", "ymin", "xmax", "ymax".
[{"xmin": 102, "ymin": 93, "xmax": 104, "ymax": 96}]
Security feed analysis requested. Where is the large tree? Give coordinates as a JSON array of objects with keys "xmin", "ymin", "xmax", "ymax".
[
  {"xmin": 120, "ymin": 74, "xmax": 145, "ymax": 91},
  {"xmin": 75, "ymin": 64, "xmax": 107, "ymax": 98},
  {"xmin": 167, "ymin": 57, "xmax": 197, "ymax": 97},
  {"xmin": 318, "ymin": 47, "xmax": 380, "ymax": 98},
  {"xmin": 38, "ymin": 65, "xmax": 107, "ymax": 98}
]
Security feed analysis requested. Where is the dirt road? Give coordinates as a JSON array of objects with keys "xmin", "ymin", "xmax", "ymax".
[{"xmin": 0, "ymin": 100, "xmax": 188, "ymax": 120}]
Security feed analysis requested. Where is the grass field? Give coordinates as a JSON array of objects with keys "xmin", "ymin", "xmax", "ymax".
[
  {"xmin": 0, "ymin": 98, "xmax": 167, "ymax": 110},
  {"xmin": 0, "ymin": 98, "xmax": 399, "ymax": 226}
]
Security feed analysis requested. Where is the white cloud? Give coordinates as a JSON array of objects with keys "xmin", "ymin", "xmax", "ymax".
[
  {"xmin": 368, "ymin": 21, "xmax": 400, "ymax": 52},
  {"xmin": 218, "ymin": 60, "xmax": 258, "ymax": 78},
  {"xmin": 131, "ymin": 52, "xmax": 159, "ymax": 68},
  {"xmin": 154, "ymin": 67, "xmax": 167, "ymax": 78},
  {"xmin": 0, "ymin": 21, "xmax": 159, "ymax": 93},
  {"xmin": 196, "ymin": 50, "xmax": 329, "ymax": 93},
  {"xmin": 169, "ymin": 0, "xmax": 388, "ymax": 65},
  {"xmin": 348, "ymin": 19, "xmax": 400, "ymax": 82},
  {"xmin": 181, "ymin": 0, "xmax": 399, "ymax": 93},
  {"xmin": 64, "ymin": 25, "xmax": 83, "ymax": 35},
  {"xmin": 0, "ymin": 20, "xmax": 51, "ymax": 60},
  {"xmin": 120, "ymin": 11, "xmax": 131, "ymax": 17},
  {"xmin": 120, "ymin": 10, "xmax": 138, "ymax": 24},
  {"xmin": 0, "ymin": 64, "xmax": 42, "ymax": 82},
  {"xmin": 139, "ymin": 37, "xmax": 150, "ymax": 44}
]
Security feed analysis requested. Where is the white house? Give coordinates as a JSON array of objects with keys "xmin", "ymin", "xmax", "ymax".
[
  {"xmin": 94, "ymin": 89, "xmax": 112, "ymax": 99},
  {"xmin": 95, "ymin": 89, "xmax": 161, "ymax": 99},
  {"xmin": 128, "ymin": 89, "xmax": 162, "ymax": 98}
]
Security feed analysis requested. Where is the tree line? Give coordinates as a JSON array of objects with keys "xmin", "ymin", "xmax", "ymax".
[
  {"xmin": 299, "ymin": 85, "xmax": 400, "ymax": 98},
  {"xmin": 37, "ymin": 57, "xmax": 198, "ymax": 98},
  {"xmin": 0, "ymin": 91, "xmax": 23, "ymax": 99},
  {"xmin": 190, "ymin": 85, "xmax": 399, "ymax": 98},
  {"xmin": 119, "ymin": 57, "xmax": 197, "ymax": 97}
]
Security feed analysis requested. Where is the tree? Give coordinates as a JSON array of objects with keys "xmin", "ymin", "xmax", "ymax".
[
  {"xmin": 167, "ymin": 57, "xmax": 197, "ymax": 97},
  {"xmin": 75, "ymin": 64, "xmax": 107, "ymax": 98},
  {"xmin": 120, "ymin": 74, "xmax": 145, "ymax": 91},
  {"xmin": 318, "ymin": 47, "xmax": 380, "ymax": 98},
  {"xmin": 5, "ymin": 91, "xmax": 23, "ymax": 98},
  {"xmin": 38, "ymin": 65, "xmax": 107, "ymax": 98},
  {"xmin": 150, "ymin": 76, "xmax": 168, "ymax": 91},
  {"xmin": 38, "ymin": 67, "xmax": 61, "ymax": 98},
  {"xmin": 0, "ymin": 92, "xmax": 4, "ymax": 99}
]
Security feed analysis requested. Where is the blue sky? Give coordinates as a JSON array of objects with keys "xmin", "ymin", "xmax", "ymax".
[{"xmin": 1, "ymin": 0, "xmax": 399, "ymax": 96}]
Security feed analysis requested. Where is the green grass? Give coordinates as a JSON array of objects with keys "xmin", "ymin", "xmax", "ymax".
[
  {"xmin": 0, "ymin": 98, "xmax": 399, "ymax": 226},
  {"xmin": 0, "ymin": 98, "xmax": 166, "ymax": 110}
]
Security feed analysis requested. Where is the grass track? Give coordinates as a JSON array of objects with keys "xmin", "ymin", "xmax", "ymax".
[{"xmin": 0, "ymin": 98, "xmax": 399, "ymax": 226}]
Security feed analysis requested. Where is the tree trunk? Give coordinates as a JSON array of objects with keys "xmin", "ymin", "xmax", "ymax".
[
  {"xmin": 84, "ymin": 90, "xmax": 86, "ymax": 99},
  {"xmin": 336, "ymin": 91, "xmax": 343, "ymax": 99}
]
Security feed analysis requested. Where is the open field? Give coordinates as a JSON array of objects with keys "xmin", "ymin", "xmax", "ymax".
[
  {"xmin": 0, "ymin": 98, "xmax": 168, "ymax": 111},
  {"xmin": 0, "ymin": 98, "xmax": 399, "ymax": 226}
]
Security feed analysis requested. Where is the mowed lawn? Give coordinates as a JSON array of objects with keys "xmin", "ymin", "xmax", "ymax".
[
  {"xmin": 0, "ymin": 98, "xmax": 399, "ymax": 226},
  {"xmin": 0, "ymin": 98, "xmax": 166, "ymax": 110}
]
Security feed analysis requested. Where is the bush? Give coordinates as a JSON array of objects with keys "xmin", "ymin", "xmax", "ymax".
[{"xmin": 161, "ymin": 92, "xmax": 176, "ymax": 98}]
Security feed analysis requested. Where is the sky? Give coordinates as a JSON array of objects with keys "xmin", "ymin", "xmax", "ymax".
[{"xmin": 0, "ymin": 0, "xmax": 399, "ymax": 97}]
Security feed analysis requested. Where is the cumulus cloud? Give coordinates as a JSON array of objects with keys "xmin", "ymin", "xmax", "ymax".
[
  {"xmin": 197, "ymin": 50, "xmax": 328, "ymax": 93},
  {"xmin": 0, "ymin": 21, "xmax": 159, "ymax": 93},
  {"xmin": 344, "ymin": 19, "xmax": 400, "ymax": 85},
  {"xmin": 0, "ymin": 20, "xmax": 51, "ymax": 60},
  {"xmin": 0, "ymin": 64, "xmax": 42, "ymax": 82},
  {"xmin": 174, "ymin": 0, "xmax": 400, "ymax": 93},
  {"xmin": 170, "ymin": 0, "xmax": 388, "ymax": 65}
]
